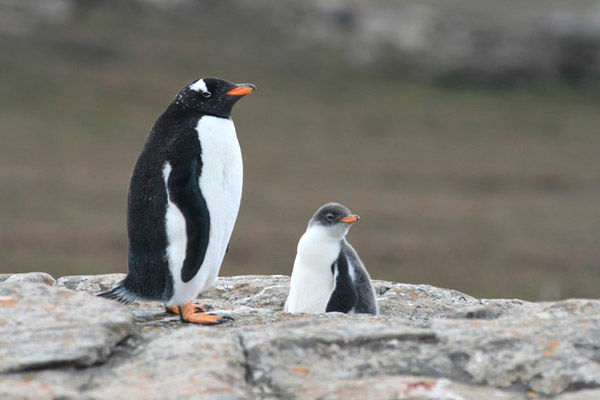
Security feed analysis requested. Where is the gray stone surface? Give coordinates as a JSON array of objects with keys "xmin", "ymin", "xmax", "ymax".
[
  {"xmin": 86, "ymin": 327, "xmax": 251, "ymax": 400},
  {"xmin": 291, "ymin": 375, "xmax": 522, "ymax": 400},
  {"xmin": 557, "ymin": 389, "xmax": 600, "ymax": 400},
  {"xmin": 0, "ymin": 282, "xmax": 133, "ymax": 374},
  {"xmin": 1, "ymin": 273, "xmax": 600, "ymax": 399},
  {"xmin": 55, "ymin": 273, "xmax": 126, "ymax": 294},
  {"xmin": 2, "ymin": 272, "xmax": 55, "ymax": 286}
]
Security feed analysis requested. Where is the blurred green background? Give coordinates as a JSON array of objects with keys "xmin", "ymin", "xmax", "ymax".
[{"xmin": 1, "ymin": 1, "xmax": 599, "ymax": 300}]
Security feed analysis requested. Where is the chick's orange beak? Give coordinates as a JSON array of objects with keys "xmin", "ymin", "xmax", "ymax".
[
  {"xmin": 340, "ymin": 215, "xmax": 360, "ymax": 223},
  {"xmin": 226, "ymin": 84, "xmax": 256, "ymax": 96}
]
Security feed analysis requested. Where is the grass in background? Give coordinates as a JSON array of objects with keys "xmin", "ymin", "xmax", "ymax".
[{"xmin": 1, "ymin": 6, "xmax": 599, "ymax": 300}]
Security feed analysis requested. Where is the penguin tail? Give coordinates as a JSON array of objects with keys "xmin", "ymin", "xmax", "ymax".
[{"xmin": 97, "ymin": 283, "xmax": 137, "ymax": 305}]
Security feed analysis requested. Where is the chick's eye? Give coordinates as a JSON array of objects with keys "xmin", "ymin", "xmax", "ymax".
[
  {"xmin": 202, "ymin": 91, "xmax": 211, "ymax": 98},
  {"xmin": 326, "ymin": 214, "xmax": 334, "ymax": 221}
]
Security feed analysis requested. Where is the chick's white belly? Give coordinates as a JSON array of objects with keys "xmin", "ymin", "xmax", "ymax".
[{"xmin": 287, "ymin": 263, "xmax": 334, "ymax": 313}]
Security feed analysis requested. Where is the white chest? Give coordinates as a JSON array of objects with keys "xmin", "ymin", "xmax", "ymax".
[
  {"xmin": 195, "ymin": 116, "xmax": 243, "ymax": 285},
  {"xmin": 165, "ymin": 115, "xmax": 243, "ymax": 306},
  {"xmin": 286, "ymin": 226, "xmax": 341, "ymax": 313},
  {"xmin": 196, "ymin": 116, "xmax": 244, "ymax": 234}
]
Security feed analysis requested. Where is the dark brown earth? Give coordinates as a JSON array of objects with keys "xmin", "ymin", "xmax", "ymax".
[{"xmin": 1, "ymin": 2, "xmax": 599, "ymax": 301}]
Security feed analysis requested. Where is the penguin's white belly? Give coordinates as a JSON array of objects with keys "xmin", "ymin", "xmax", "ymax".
[
  {"xmin": 286, "ymin": 227, "xmax": 340, "ymax": 313},
  {"xmin": 166, "ymin": 116, "xmax": 242, "ymax": 306},
  {"xmin": 287, "ymin": 260, "xmax": 334, "ymax": 313}
]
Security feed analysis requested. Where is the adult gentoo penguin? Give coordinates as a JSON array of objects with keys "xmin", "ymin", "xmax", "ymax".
[
  {"xmin": 100, "ymin": 78, "xmax": 255, "ymax": 324},
  {"xmin": 284, "ymin": 203, "xmax": 379, "ymax": 315}
]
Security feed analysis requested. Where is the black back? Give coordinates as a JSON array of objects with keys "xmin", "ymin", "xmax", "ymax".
[
  {"xmin": 326, "ymin": 241, "xmax": 379, "ymax": 315},
  {"xmin": 326, "ymin": 250, "xmax": 358, "ymax": 313},
  {"xmin": 122, "ymin": 107, "xmax": 207, "ymax": 300},
  {"xmin": 343, "ymin": 243, "xmax": 379, "ymax": 314}
]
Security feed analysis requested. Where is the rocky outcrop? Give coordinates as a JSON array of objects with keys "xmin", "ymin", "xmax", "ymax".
[
  {"xmin": 0, "ymin": 281, "xmax": 132, "ymax": 374},
  {"xmin": 1, "ymin": 273, "xmax": 599, "ymax": 399}
]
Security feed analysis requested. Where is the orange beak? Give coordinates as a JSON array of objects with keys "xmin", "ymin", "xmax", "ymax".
[
  {"xmin": 340, "ymin": 215, "xmax": 360, "ymax": 223},
  {"xmin": 226, "ymin": 84, "xmax": 256, "ymax": 96}
]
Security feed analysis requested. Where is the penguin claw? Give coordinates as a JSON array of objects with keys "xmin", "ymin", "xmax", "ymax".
[
  {"xmin": 183, "ymin": 313, "xmax": 234, "ymax": 325},
  {"xmin": 207, "ymin": 313, "xmax": 234, "ymax": 322},
  {"xmin": 194, "ymin": 302, "xmax": 214, "ymax": 312},
  {"xmin": 173, "ymin": 301, "xmax": 234, "ymax": 325}
]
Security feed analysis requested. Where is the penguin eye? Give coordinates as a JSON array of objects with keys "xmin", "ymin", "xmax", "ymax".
[
  {"xmin": 202, "ymin": 91, "xmax": 212, "ymax": 98},
  {"xmin": 326, "ymin": 214, "xmax": 335, "ymax": 222}
]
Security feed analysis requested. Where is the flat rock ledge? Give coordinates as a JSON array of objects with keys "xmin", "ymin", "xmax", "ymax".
[{"xmin": 1, "ymin": 273, "xmax": 599, "ymax": 399}]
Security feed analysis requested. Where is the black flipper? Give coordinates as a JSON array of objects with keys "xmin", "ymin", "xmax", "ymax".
[
  {"xmin": 167, "ymin": 137, "xmax": 211, "ymax": 283},
  {"xmin": 326, "ymin": 251, "xmax": 358, "ymax": 313},
  {"xmin": 342, "ymin": 242, "xmax": 379, "ymax": 315}
]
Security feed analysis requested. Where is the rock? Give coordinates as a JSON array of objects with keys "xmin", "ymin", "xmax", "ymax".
[
  {"xmin": 240, "ymin": 317, "xmax": 439, "ymax": 398},
  {"xmin": 3, "ymin": 272, "xmax": 55, "ymax": 286},
  {"xmin": 241, "ymin": 310, "xmax": 600, "ymax": 397},
  {"xmin": 55, "ymin": 273, "xmax": 126, "ymax": 294},
  {"xmin": 0, "ymin": 370, "xmax": 83, "ymax": 400},
  {"xmin": 1, "ymin": 274, "xmax": 600, "ymax": 398},
  {"xmin": 292, "ymin": 375, "xmax": 522, "ymax": 400},
  {"xmin": 375, "ymin": 281, "xmax": 478, "ymax": 324},
  {"xmin": 435, "ymin": 309, "xmax": 600, "ymax": 395},
  {"xmin": 202, "ymin": 275, "xmax": 290, "ymax": 310},
  {"xmin": 447, "ymin": 298, "xmax": 531, "ymax": 320},
  {"xmin": 0, "ymin": 282, "xmax": 133, "ymax": 373},
  {"xmin": 86, "ymin": 327, "xmax": 252, "ymax": 399},
  {"xmin": 557, "ymin": 388, "xmax": 600, "ymax": 400}
]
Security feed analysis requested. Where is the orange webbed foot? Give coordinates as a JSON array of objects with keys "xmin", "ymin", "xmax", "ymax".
[
  {"xmin": 168, "ymin": 301, "xmax": 233, "ymax": 325},
  {"xmin": 165, "ymin": 300, "xmax": 214, "ymax": 315}
]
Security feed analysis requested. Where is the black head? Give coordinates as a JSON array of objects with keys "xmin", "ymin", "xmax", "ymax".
[
  {"xmin": 309, "ymin": 202, "xmax": 360, "ymax": 237},
  {"xmin": 170, "ymin": 78, "xmax": 255, "ymax": 118}
]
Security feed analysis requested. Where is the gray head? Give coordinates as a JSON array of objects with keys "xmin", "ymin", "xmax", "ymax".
[{"xmin": 308, "ymin": 202, "xmax": 360, "ymax": 239}]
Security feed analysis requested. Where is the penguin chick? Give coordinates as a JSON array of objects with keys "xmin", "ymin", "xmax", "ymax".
[
  {"xmin": 284, "ymin": 203, "xmax": 379, "ymax": 315},
  {"xmin": 99, "ymin": 78, "xmax": 255, "ymax": 324}
]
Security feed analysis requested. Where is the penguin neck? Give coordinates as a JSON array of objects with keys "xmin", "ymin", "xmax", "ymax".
[
  {"xmin": 165, "ymin": 102, "xmax": 233, "ymax": 120},
  {"xmin": 297, "ymin": 225, "xmax": 343, "ymax": 266}
]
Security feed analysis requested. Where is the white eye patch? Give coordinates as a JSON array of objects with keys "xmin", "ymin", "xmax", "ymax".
[{"xmin": 189, "ymin": 78, "xmax": 208, "ymax": 93}]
